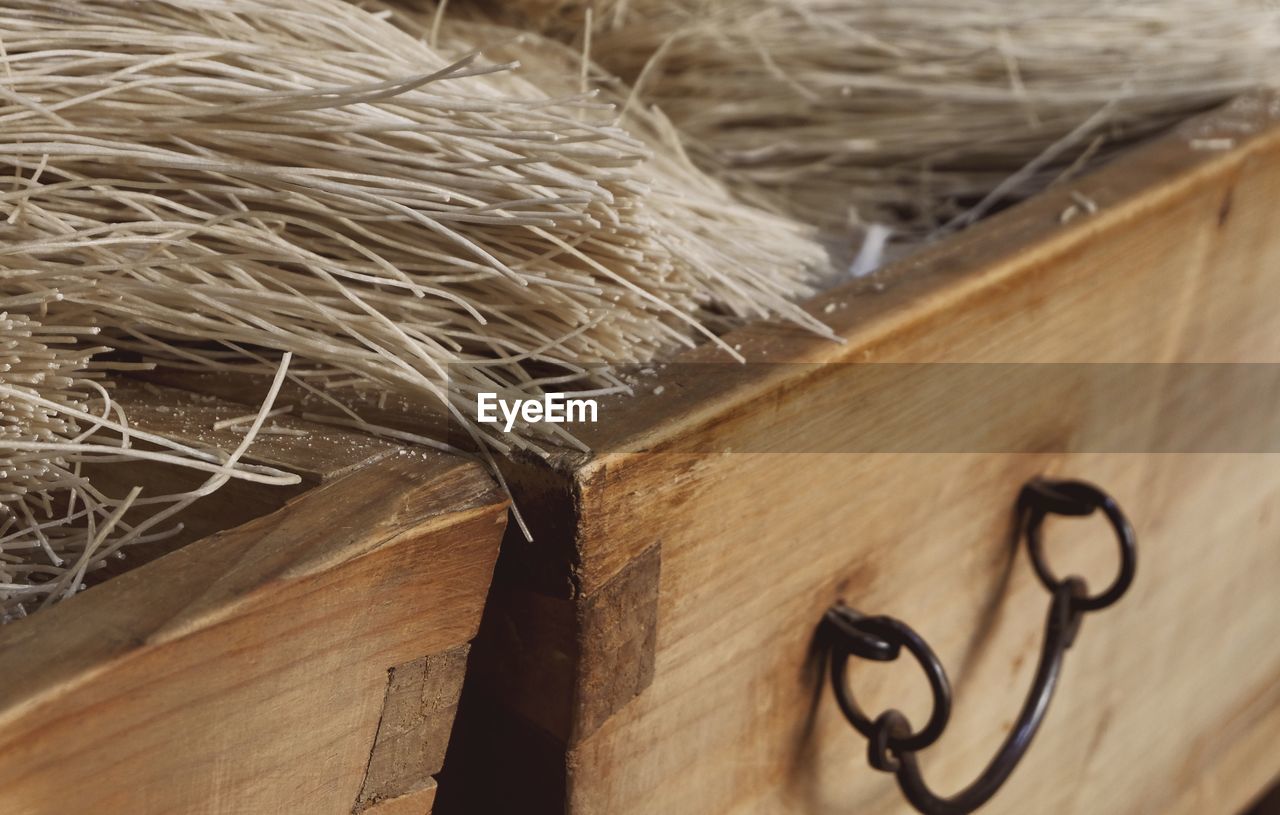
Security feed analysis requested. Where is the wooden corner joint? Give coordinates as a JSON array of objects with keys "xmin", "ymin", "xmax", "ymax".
[
  {"xmin": 570, "ymin": 541, "xmax": 662, "ymax": 743},
  {"xmin": 353, "ymin": 645, "xmax": 470, "ymax": 814}
]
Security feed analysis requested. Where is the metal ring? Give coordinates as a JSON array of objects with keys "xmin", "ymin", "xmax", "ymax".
[
  {"xmin": 830, "ymin": 613, "xmax": 952, "ymax": 753},
  {"xmin": 1021, "ymin": 479, "xmax": 1137, "ymax": 612},
  {"xmin": 824, "ymin": 606, "xmax": 898, "ymax": 661},
  {"xmin": 867, "ymin": 710, "xmax": 910, "ymax": 772},
  {"xmin": 824, "ymin": 476, "xmax": 1138, "ymax": 815}
]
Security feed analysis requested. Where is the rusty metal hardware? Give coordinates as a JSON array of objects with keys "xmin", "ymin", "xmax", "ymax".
[{"xmin": 823, "ymin": 478, "xmax": 1137, "ymax": 815}]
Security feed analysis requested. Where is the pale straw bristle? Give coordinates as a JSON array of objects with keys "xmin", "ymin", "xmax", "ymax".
[
  {"xmin": 0, "ymin": 302, "xmax": 299, "ymax": 620},
  {"xmin": 385, "ymin": 6, "xmax": 837, "ymax": 331},
  {"xmin": 489, "ymin": 0, "xmax": 1280, "ymax": 248},
  {"xmin": 0, "ymin": 0, "xmax": 832, "ymax": 462}
]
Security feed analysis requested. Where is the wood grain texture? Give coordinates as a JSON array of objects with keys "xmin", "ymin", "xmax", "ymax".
[
  {"xmin": 363, "ymin": 780, "xmax": 438, "ymax": 815},
  {"xmin": 107, "ymin": 377, "xmax": 403, "ymax": 485},
  {"xmin": 447, "ymin": 97, "xmax": 1280, "ymax": 815},
  {"xmin": 0, "ymin": 449, "xmax": 506, "ymax": 815},
  {"xmin": 85, "ymin": 380, "xmax": 404, "ymax": 577},
  {"xmin": 356, "ymin": 645, "xmax": 470, "ymax": 810}
]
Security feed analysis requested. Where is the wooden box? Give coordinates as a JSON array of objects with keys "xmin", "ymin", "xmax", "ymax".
[
  {"xmin": 5, "ymin": 94, "xmax": 1278, "ymax": 815},
  {"xmin": 435, "ymin": 96, "xmax": 1280, "ymax": 815},
  {"xmin": 0, "ymin": 384, "xmax": 509, "ymax": 815}
]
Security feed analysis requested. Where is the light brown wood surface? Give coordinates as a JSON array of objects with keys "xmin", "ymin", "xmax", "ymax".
[
  {"xmin": 0, "ymin": 394, "xmax": 507, "ymax": 814},
  {"xmin": 356, "ymin": 645, "xmax": 470, "ymax": 811},
  {"xmin": 364, "ymin": 780, "xmax": 438, "ymax": 815},
  {"xmin": 445, "ymin": 97, "xmax": 1280, "ymax": 814},
  {"xmin": 84, "ymin": 380, "xmax": 405, "ymax": 576}
]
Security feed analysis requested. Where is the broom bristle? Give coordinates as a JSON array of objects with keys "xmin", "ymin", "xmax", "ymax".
[
  {"xmin": 487, "ymin": 0, "xmax": 1280, "ymax": 247},
  {"xmin": 0, "ymin": 303, "xmax": 298, "ymax": 619},
  {"xmin": 0, "ymin": 0, "xmax": 832, "ymax": 462}
]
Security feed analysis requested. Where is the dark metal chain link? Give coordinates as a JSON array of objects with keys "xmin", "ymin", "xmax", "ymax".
[{"xmin": 823, "ymin": 478, "xmax": 1137, "ymax": 815}]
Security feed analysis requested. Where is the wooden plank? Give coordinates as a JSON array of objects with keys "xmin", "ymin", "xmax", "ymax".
[
  {"xmin": 356, "ymin": 645, "xmax": 470, "ymax": 810},
  {"xmin": 1243, "ymin": 779, "xmax": 1280, "ymax": 815},
  {"xmin": 1168, "ymin": 666, "xmax": 1280, "ymax": 815},
  {"xmin": 107, "ymin": 377, "xmax": 402, "ymax": 485},
  {"xmin": 0, "ymin": 451, "xmax": 507, "ymax": 814},
  {"xmin": 446, "ymin": 96, "xmax": 1280, "ymax": 814},
  {"xmin": 128, "ymin": 369, "xmax": 452, "ymax": 453},
  {"xmin": 83, "ymin": 379, "xmax": 404, "ymax": 577},
  {"xmin": 363, "ymin": 779, "xmax": 438, "ymax": 815}
]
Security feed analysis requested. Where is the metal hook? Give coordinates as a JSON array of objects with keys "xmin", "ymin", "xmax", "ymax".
[{"xmin": 823, "ymin": 478, "xmax": 1137, "ymax": 815}]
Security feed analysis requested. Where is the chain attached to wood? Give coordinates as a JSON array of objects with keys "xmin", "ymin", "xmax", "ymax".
[{"xmin": 823, "ymin": 478, "xmax": 1137, "ymax": 815}]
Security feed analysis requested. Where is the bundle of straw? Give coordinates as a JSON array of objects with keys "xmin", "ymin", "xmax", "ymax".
[
  {"xmin": 469, "ymin": 0, "xmax": 630, "ymax": 38},
  {"xmin": 489, "ymin": 0, "xmax": 1280, "ymax": 241},
  {"xmin": 0, "ymin": 0, "xmax": 831, "ymax": 469},
  {"xmin": 0, "ymin": 302, "xmax": 298, "ymax": 620}
]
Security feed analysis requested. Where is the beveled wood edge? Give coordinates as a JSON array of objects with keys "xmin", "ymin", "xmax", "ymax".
[
  {"xmin": 534, "ymin": 95, "xmax": 1280, "ymax": 595},
  {"xmin": 361, "ymin": 779, "xmax": 438, "ymax": 815},
  {"xmin": 0, "ymin": 449, "xmax": 506, "ymax": 725},
  {"xmin": 107, "ymin": 377, "xmax": 406, "ymax": 485},
  {"xmin": 562, "ymin": 93, "xmax": 1280, "ymax": 466}
]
